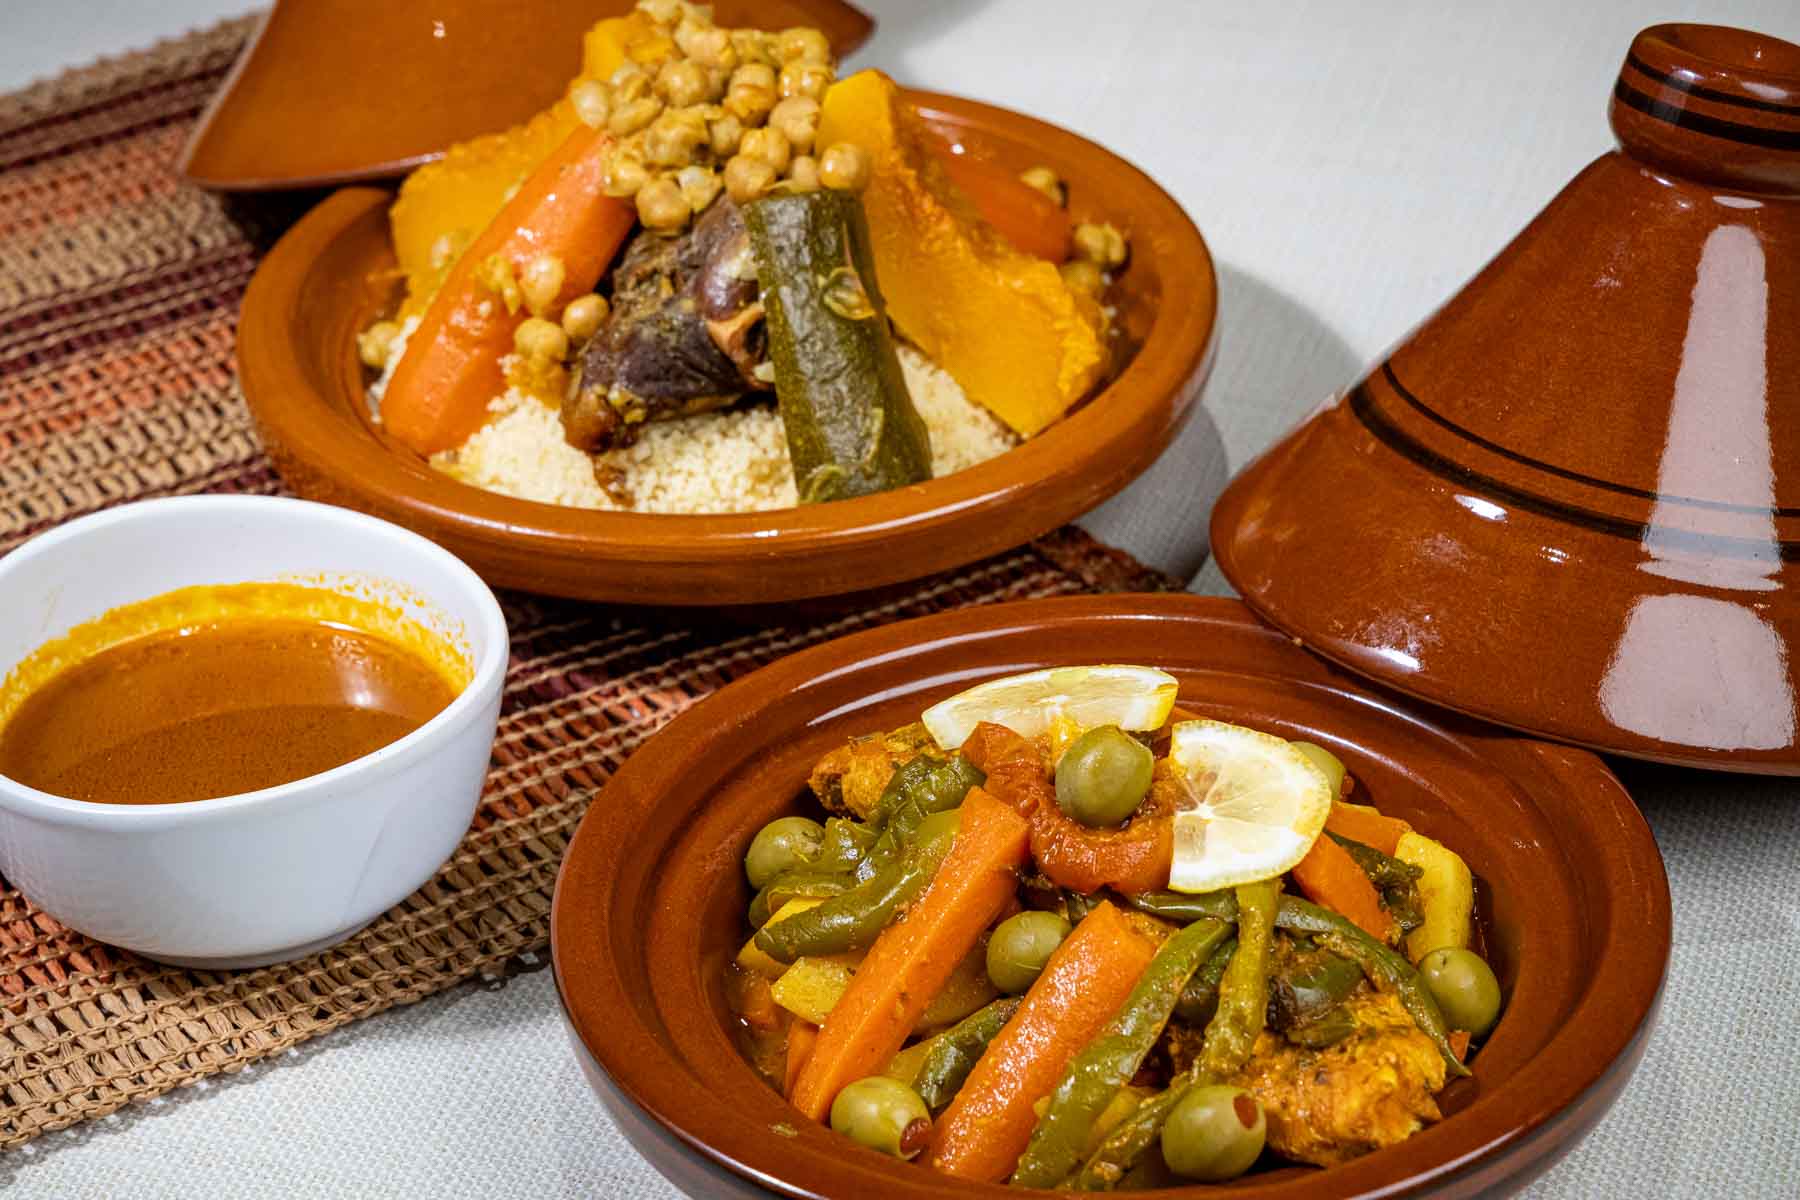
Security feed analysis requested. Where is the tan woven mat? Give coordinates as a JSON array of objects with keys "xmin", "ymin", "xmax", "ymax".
[{"xmin": 0, "ymin": 19, "xmax": 1179, "ymax": 1149}]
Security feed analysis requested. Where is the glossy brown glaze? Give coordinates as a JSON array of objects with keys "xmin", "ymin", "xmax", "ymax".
[
  {"xmin": 1213, "ymin": 23, "xmax": 1800, "ymax": 773},
  {"xmin": 239, "ymin": 94, "xmax": 1217, "ymax": 606},
  {"xmin": 550, "ymin": 594, "xmax": 1670, "ymax": 1199},
  {"xmin": 179, "ymin": 0, "xmax": 874, "ymax": 191}
]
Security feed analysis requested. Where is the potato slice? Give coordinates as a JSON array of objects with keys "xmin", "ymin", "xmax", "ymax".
[
  {"xmin": 771, "ymin": 957, "xmax": 856, "ymax": 1025},
  {"xmin": 1394, "ymin": 831, "xmax": 1474, "ymax": 962}
]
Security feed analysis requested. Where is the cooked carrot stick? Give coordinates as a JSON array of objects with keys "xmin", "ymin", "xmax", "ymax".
[
  {"xmin": 381, "ymin": 124, "xmax": 635, "ymax": 455},
  {"xmin": 925, "ymin": 901, "xmax": 1157, "ymax": 1182},
  {"xmin": 1325, "ymin": 800, "xmax": 1413, "ymax": 856},
  {"xmin": 789, "ymin": 788, "xmax": 1031, "ymax": 1122},
  {"xmin": 786, "ymin": 1020, "xmax": 819, "ymax": 1097},
  {"xmin": 933, "ymin": 147, "xmax": 1071, "ymax": 262},
  {"xmin": 1291, "ymin": 832, "xmax": 1394, "ymax": 942}
]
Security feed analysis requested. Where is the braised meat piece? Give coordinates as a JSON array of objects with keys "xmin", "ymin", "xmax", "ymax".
[{"xmin": 561, "ymin": 197, "xmax": 769, "ymax": 451}]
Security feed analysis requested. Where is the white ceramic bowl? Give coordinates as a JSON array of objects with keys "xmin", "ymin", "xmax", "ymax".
[{"xmin": 0, "ymin": 496, "xmax": 507, "ymax": 968}]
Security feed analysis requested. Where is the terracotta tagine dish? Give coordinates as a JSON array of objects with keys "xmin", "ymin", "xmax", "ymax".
[{"xmin": 1212, "ymin": 23, "xmax": 1800, "ymax": 774}]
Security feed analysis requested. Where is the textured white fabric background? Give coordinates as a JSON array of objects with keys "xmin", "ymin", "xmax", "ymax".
[{"xmin": 5, "ymin": 0, "xmax": 1800, "ymax": 1196}]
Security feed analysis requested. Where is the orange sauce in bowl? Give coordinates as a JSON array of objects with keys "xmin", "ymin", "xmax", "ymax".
[{"xmin": 0, "ymin": 582, "xmax": 470, "ymax": 805}]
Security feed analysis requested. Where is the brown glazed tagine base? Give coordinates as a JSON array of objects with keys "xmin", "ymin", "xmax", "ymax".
[{"xmin": 1213, "ymin": 24, "xmax": 1800, "ymax": 773}]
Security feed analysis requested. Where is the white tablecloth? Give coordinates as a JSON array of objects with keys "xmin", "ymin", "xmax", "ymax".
[{"xmin": 5, "ymin": 1, "xmax": 1800, "ymax": 1195}]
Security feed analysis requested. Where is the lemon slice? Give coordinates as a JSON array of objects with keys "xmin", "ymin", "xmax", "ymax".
[
  {"xmin": 921, "ymin": 665, "xmax": 1179, "ymax": 751},
  {"xmin": 1165, "ymin": 719, "xmax": 1331, "ymax": 894}
]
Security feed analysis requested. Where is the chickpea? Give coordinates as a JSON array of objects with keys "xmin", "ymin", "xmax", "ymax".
[
  {"xmin": 677, "ymin": 164, "xmax": 723, "ymax": 212},
  {"xmin": 1020, "ymin": 165, "xmax": 1065, "ymax": 207},
  {"xmin": 740, "ymin": 126, "xmax": 792, "ymax": 174},
  {"xmin": 656, "ymin": 59, "xmax": 711, "ymax": 108},
  {"xmin": 725, "ymin": 63, "xmax": 777, "ymax": 123},
  {"xmin": 1073, "ymin": 221, "xmax": 1129, "ymax": 270},
  {"xmin": 731, "ymin": 28, "xmax": 777, "ymax": 67},
  {"xmin": 602, "ymin": 148, "xmax": 651, "ymax": 197},
  {"xmin": 356, "ymin": 320, "xmax": 402, "ymax": 370},
  {"xmin": 571, "ymin": 79, "xmax": 612, "ymax": 130},
  {"xmin": 786, "ymin": 154, "xmax": 820, "ymax": 191},
  {"xmin": 560, "ymin": 294, "xmax": 608, "ymax": 343},
  {"xmin": 776, "ymin": 27, "xmax": 831, "ymax": 65},
  {"xmin": 644, "ymin": 107, "xmax": 707, "ymax": 167},
  {"xmin": 611, "ymin": 65, "xmax": 652, "ymax": 104},
  {"xmin": 708, "ymin": 113, "xmax": 745, "ymax": 157},
  {"xmin": 768, "ymin": 96, "xmax": 820, "ymax": 154},
  {"xmin": 779, "ymin": 61, "xmax": 832, "ymax": 102},
  {"xmin": 519, "ymin": 253, "xmax": 566, "ymax": 317},
  {"xmin": 609, "ymin": 95, "xmax": 663, "ymax": 137},
  {"xmin": 1059, "ymin": 258, "xmax": 1105, "ymax": 297},
  {"xmin": 636, "ymin": 177, "xmax": 691, "ymax": 231},
  {"xmin": 723, "ymin": 153, "xmax": 777, "ymax": 203},
  {"xmin": 818, "ymin": 141, "xmax": 871, "ymax": 192},
  {"xmin": 676, "ymin": 23, "xmax": 736, "ymax": 71},
  {"xmin": 514, "ymin": 317, "xmax": 569, "ymax": 363}
]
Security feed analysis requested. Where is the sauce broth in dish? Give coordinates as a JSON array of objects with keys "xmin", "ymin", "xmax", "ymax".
[{"xmin": 0, "ymin": 582, "xmax": 468, "ymax": 806}]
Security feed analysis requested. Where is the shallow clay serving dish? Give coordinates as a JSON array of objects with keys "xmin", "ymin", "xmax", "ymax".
[
  {"xmin": 240, "ymin": 94, "xmax": 1216, "ymax": 606},
  {"xmin": 551, "ymin": 594, "xmax": 1670, "ymax": 1199},
  {"xmin": 1212, "ymin": 23, "xmax": 1800, "ymax": 773},
  {"xmin": 180, "ymin": 0, "xmax": 874, "ymax": 190}
]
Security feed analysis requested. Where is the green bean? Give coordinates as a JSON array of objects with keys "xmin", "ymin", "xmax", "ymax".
[
  {"xmin": 1328, "ymin": 832, "xmax": 1421, "ymax": 888},
  {"xmin": 912, "ymin": 997, "xmax": 1020, "ymax": 1113},
  {"xmin": 754, "ymin": 821, "xmax": 957, "ymax": 963},
  {"xmin": 1267, "ymin": 950, "xmax": 1363, "ymax": 1031},
  {"xmin": 1285, "ymin": 1004, "xmax": 1357, "ymax": 1049},
  {"xmin": 1012, "ymin": 918, "xmax": 1230, "ymax": 1188},
  {"xmin": 1068, "ymin": 1066, "xmax": 1216, "ymax": 1191},
  {"xmin": 1126, "ymin": 890, "xmax": 1239, "ymax": 926},
  {"xmin": 1174, "ymin": 935, "xmax": 1236, "ymax": 1024},
  {"xmin": 747, "ymin": 869, "xmax": 851, "ymax": 929},
  {"xmin": 1197, "ymin": 880, "xmax": 1279, "ymax": 1076},
  {"xmin": 858, "ymin": 755, "xmax": 984, "ymax": 878},
  {"xmin": 1274, "ymin": 897, "xmax": 1469, "ymax": 1076},
  {"xmin": 815, "ymin": 817, "xmax": 880, "ymax": 873}
]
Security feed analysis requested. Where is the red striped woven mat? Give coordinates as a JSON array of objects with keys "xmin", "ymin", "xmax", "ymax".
[{"xmin": 0, "ymin": 18, "xmax": 1175, "ymax": 1148}]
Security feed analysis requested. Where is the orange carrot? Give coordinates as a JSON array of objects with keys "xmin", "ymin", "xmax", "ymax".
[
  {"xmin": 933, "ymin": 146, "xmax": 1071, "ymax": 262},
  {"xmin": 926, "ymin": 901, "xmax": 1157, "ymax": 1182},
  {"xmin": 1325, "ymin": 800, "xmax": 1413, "ymax": 856},
  {"xmin": 789, "ymin": 788, "xmax": 1031, "ymax": 1122},
  {"xmin": 1449, "ymin": 1029, "xmax": 1472, "ymax": 1063},
  {"xmin": 1291, "ymin": 833, "xmax": 1394, "ymax": 942},
  {"xmin": 382, "ymin": 124, "xmax": 635, "ymax": 455},
  {"xmin": 785, "ymin": 1021, "xmax": 819, "ymax": 1097}
]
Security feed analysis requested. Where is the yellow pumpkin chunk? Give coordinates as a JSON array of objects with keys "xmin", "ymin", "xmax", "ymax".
[{"xmin": 816, "ymin": 69, "xmax": 1109, "ymax": 436}]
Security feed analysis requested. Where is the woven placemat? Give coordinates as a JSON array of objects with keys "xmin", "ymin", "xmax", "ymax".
[{"xmin": 0, "ymin": 19, "xmax": 1179, "ymax": 1150}]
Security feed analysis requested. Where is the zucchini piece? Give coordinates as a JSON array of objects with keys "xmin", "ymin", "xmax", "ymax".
[{"xmin": 743, "ymin": 189, "xmax": 933, "ymax": 502}]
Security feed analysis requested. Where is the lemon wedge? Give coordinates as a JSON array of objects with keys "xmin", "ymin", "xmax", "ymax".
[
  {"xmin": 1165, "ymin": 719, "xmax": 1331, "ymax": 894},
  {"xmin": 921, "ymin": 665, "xmax": 1179, "ymax": 751}
]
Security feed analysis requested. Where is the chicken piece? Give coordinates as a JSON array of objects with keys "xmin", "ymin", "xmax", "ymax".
[
  {"xmin": 806, "ymin": 722, "xmax": 938, "ymax": 819},
  {"xmin": 1229, "ymin": 990, "xmax": 1447, "ymax": 1167},
  {"xmin": 561, "ymin": 196, "xmax": 768, "ymax": 451}
]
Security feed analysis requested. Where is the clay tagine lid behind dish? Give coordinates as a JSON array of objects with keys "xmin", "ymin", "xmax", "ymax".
[{"xmin": 1212, "ymin": 23, "xmax": 1800, "ymax": 773}]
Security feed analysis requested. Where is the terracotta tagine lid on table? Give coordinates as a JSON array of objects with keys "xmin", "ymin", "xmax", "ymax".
[{"xmin": 1212, "ymin": 23, "xmax": 1800, "ymax": 773}]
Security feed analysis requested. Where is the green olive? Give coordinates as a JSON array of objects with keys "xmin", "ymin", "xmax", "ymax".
[
  {"xmin": 829, "ymin": 1075, "xmax": 932, "ymax": 1159},
  {"xmin": 985, "ymin": 910, "xmax": 1072, "ymax": 995},
  {"xmin": 1161, "ymin": 1084, "xmax": 1266, "ymax": 1182},
  {"xmin": 1420, "ymin": 947, "xmax": 1503, "ymax": 1036},
  {"xmin": 744, "ymin": 816, "xmax": 825, "ymax": 889},
  {"xmin": 1055, "ymin": 725, "xmax": 1154, "ymax": 828},
  {"xmin": 1291, "ymin": 741, "xmax": 1346, "ymax": 797}
]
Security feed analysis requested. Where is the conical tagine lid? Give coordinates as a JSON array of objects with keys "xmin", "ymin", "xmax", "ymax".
[{"xmin": 1213, "ymin": 23, "xmax": 1800, "ymax": 772}]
